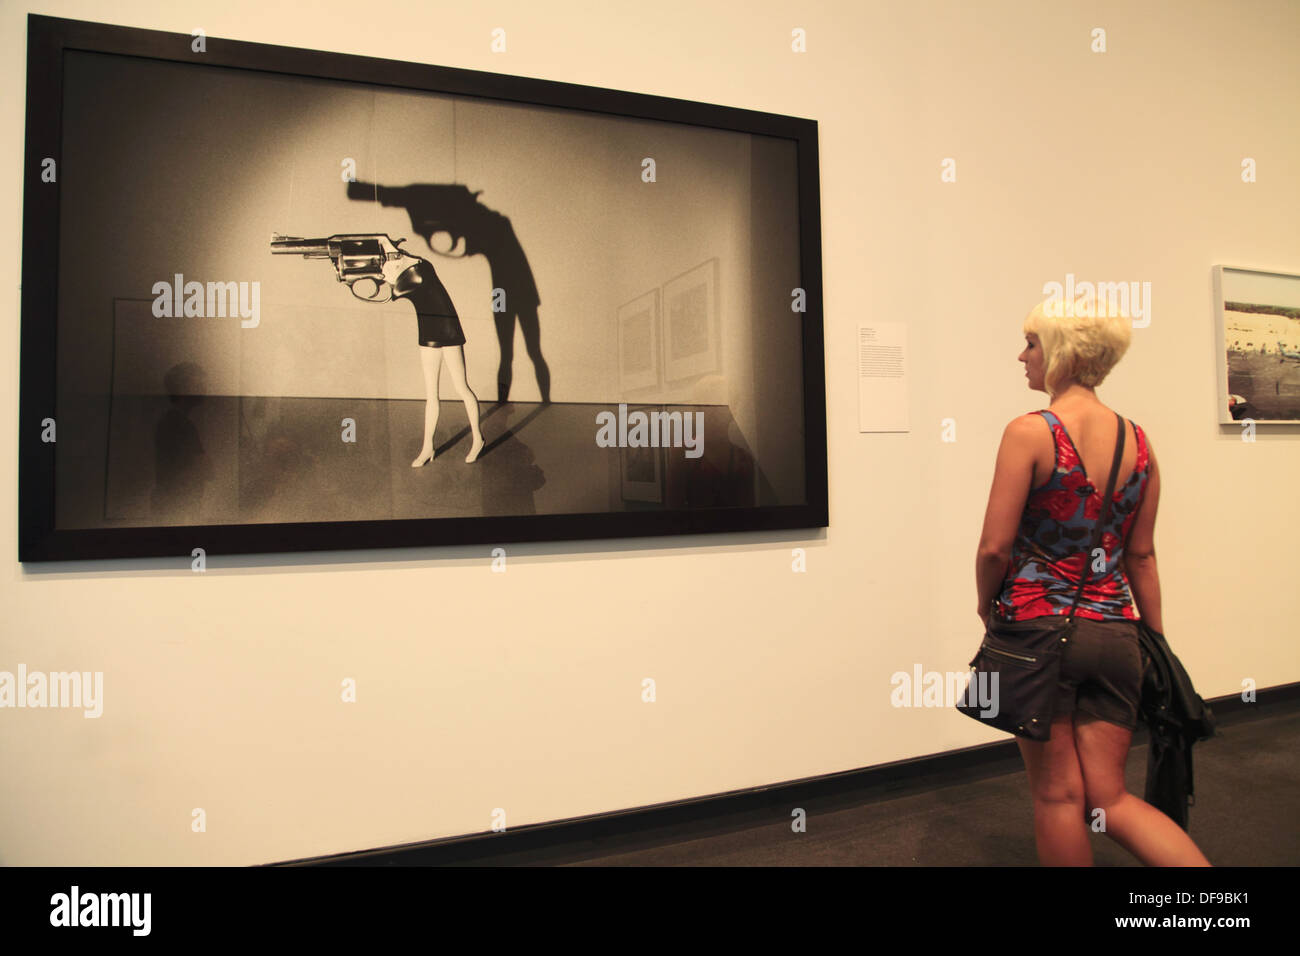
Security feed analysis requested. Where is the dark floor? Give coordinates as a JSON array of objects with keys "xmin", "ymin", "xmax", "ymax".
[
  {"xmin": 427, "ymin": 703, "xmax": 1299, "ymax": 866},
  {"xmin": 80, "ymin": 397, "xmax": 768, "ymax": 528}
]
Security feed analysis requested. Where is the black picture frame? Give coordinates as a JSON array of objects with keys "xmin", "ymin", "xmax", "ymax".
[{"xmin": 19, "ymin": 14, "xmax": 827, "ymax": 562}]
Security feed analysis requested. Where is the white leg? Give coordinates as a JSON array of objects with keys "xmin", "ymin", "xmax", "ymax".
[
  {"xmin": 412, "ymin": 345, "xmax": 443, "ymax": 467},
  {"xmin": 442, "ymin": 345, "xmax": 484, "ymax": 462}
]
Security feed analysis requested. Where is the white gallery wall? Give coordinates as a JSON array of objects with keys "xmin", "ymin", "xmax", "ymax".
[{"xmin": 2, "ymin": 0, "xmax": 1297, "ymax": 865}]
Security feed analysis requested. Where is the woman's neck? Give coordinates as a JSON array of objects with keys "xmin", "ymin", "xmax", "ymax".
[{"xmin": 1049, "ymin": 382, "xmax": 1098, "ymax": 408}]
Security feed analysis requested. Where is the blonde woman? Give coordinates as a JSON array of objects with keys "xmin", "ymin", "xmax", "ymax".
[{"xmin": 975, "ymin": 299, "xmax": 1210, "ymax": 866}]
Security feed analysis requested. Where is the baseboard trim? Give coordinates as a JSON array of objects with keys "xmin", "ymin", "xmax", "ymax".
[{"xmin": 273, "ymin": 682, "xmax": 1299, "ymax": 866}]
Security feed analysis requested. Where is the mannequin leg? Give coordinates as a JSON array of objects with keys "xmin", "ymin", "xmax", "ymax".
[
  {"xmin": 412, "ymin": 345, "xmax": 442, "ymax": 467},
  {"xmin": 442, "ymin": 345, "xmax": 485, "ymax": 462}
]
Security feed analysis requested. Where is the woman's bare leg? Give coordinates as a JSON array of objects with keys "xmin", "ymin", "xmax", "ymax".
[
  {"xmin": 1017, "ymin": 711, "xmax": 1093, "ymax": 865},
  {"xmin": 412, "ymin": 345, "xmax": 442, "ymax": 467},
  {"xmin": 442, "ymin": 345, "xmax": 484, "ymax": 462},
  {"xmin": 1076, "ymin": 714, "xmax": 1211, "ymax": 865}
]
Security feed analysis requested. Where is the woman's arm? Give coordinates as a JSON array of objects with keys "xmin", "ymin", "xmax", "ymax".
[
  {"xmin": 976, "ymin": 552, "xmax": 1009, "ymax": 626},
  {"xmin": 1122, "ymin": 443, "xmax": 1163, "ymax": 633},
  {"xmin": 975, "ymin": 415, "xmax": 1039, "ymax": 621}
]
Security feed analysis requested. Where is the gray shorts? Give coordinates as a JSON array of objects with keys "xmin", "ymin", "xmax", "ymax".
[{"xmin": 1055, "ymin": 618, "xmax": 1144, "ymax": 730}]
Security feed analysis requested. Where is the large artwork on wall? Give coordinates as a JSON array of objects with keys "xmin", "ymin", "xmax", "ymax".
[
  {"xmin": 19, "ymin": 15, "xmax": 827, "ymax": 562},
  {"xmin": 1213, "ymin": 266, "xmax": 1300, "ymax": 424}
]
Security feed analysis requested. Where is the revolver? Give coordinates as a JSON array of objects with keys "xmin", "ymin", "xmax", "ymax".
[{"xmin": 270, "ymin": 233, "xmax": 412, "ymax": 301}]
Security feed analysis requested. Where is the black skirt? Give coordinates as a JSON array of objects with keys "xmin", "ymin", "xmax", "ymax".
[{"xmin": 416, "ymin": 312, "xmax": 466, "ymax": 348}]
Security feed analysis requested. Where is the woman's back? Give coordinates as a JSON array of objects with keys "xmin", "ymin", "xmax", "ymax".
[
  {"xmin": 1046, "ymin": 402, "xmax": 1140, "ymax": 491},
  {"xmin": 995, "ymin": 400, "xmax": 1156, "ymax": 622}
]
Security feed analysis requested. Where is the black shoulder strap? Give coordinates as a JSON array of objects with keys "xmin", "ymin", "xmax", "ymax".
[{"xmin": 1065, "ymin": 411, "xmax": 1126, "ymax": 619}]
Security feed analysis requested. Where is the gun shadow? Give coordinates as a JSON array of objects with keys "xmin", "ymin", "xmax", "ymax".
[{"xmin": 347, "ymin": 181, "xmax": 552, "ymax": 405}]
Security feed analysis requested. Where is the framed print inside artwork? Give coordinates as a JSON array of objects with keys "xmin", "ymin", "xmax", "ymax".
[
  {"xmin": 617, "ymin": 290, "xmax": 660, "ymax": 393},
  {"xmin": 620, "ymin": 429, "xmax": 664, "ymax": 505},
  {"xmin": 663, "ymin": 259, "xmax": 719, "ymax": 382}
]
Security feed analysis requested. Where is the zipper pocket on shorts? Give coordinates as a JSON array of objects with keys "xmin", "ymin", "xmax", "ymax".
[{"xmin": 981, "ymin": 642, "xmax": 1038, "ymax": 664}]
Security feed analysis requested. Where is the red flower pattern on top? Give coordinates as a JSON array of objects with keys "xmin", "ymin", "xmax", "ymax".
[
  {"xmin": 1039, "ymin": 479, "xmax": 1084, "ymax": 521},
  {"xmin": 994, "ymin": 411, "xmax": 1150, "ymax": 622},
  {"xmin": 1052, "ymin": 424, "xmax": 1080, "ymax": 473}
]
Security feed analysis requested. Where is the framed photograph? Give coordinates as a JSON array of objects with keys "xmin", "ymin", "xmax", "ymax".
[
  {"xmin": 663, "ymin": 259, "xmax": 719, "ymax": 382},
  {"xmin": 617, "ymin": 290, "xmax": 660, "ymax": 393},
  {"xmin": 620, "ymin": 427, "xmax": 664, "ymax": 505},
  {"xmin": 19, "ymin": 14, "xmax": 827, "ymax": 562},
  {"xmin": 1213, "ymin": 266, "xmax": 1300, "ymax": 424}
]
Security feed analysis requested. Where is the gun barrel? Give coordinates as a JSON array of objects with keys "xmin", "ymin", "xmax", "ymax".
[
  {"xmin": 345, "ymin": 180, "xmax": 395, "ymax": 204},
  {"xmin": 271, "ymin": 236, "xmax": 331, "ymax": 256}
]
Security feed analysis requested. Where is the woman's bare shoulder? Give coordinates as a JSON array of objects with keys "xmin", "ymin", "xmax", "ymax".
[
  {"xmin": 1108, "ymin": 410, "xmax": 1157, "ymax": 471},
  {"xmin": 1111, "ymin": 410, "xmax": 1153, "ymax": 450},
  {"xmin": 1005, "ymin": 410, "xmax": 1049, "ymax": 436}
]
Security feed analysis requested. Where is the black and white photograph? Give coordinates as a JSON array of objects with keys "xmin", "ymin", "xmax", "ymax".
[{"xmin": 19, "ymin": 19, "xmax": 826, "ymax": 560}]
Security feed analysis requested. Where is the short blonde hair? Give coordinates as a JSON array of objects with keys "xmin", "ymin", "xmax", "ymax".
[{"xmin": 1024, "ymin": 297, "xmax": 1132, "ymax": 398}]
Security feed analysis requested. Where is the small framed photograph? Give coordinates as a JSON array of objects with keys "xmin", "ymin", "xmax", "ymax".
[
  {"xmin": 1213, "ymin": 266, "xmax": 1300, "ymax": 424},
  {"xmin": 617, "ymin": 290, "xmax": 660, "ymax": 393},
  {"xmin": 663, "ymin": 259, "xmax": 719, "ymax": 382},
  {"xmin": 620, "ymin": 427, "xmax": 664, "ymax": 505}
]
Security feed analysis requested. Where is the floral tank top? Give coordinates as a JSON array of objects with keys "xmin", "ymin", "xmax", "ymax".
[{"xmin": 994, "ymin": 410, "xmax": 1151, "ymax": 621}]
